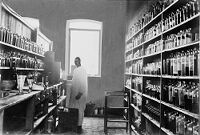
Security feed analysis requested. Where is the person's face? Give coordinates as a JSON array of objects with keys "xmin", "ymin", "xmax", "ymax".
[{"xmin": 74, "ymin": 58, "xmax": 81, "ymax": 67}]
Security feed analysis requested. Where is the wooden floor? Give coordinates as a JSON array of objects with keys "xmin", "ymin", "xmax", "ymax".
[{"xmin": 53, "ymin": 117, "xmax": 129, "ymax": 135}]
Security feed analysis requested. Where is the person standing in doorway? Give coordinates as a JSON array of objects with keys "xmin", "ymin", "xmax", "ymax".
[{"xmin": 69, "ymin": 57, "xmax": 88, "ymax": 133}]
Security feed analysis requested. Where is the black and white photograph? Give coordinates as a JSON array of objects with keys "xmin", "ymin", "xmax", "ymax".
[{"xmin": 0, "ymin": 0, "xmax": 199, "ymax": 134}]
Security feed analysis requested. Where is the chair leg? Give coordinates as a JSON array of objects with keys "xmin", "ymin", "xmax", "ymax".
[{"xmin": 104, "ymin": 96, "xmax": 108, "ymax": 133}]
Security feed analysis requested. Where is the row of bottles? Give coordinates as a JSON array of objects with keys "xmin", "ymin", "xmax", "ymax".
[
  {"xmin": 162, "ymin": 80, "xmax": 199, "ymax": 113},
  {"xmin": 132, "ymin": 77, "xmax": 142, "ymax": 92},
  {"xmin": 125, "ymin": 77, "xmax": 131, "ymax": 88},
  {"xmin": 126, "ymin": 42, "xmax": 133, "ymax": 52},
  {"xmin": 130, "ymin": 113, "xmax": 141, "ymax": 130},
  {"xmin": 126, "ymin": 53, "xmax": 133, "ymax": 61},
  {"xmin": 126, "ymin": 0, "xmax": 175, "ymax": 40},
  {"xmin": 143, "ymin": 60, "xmax": 161, "ymax": 75},
  {"xmin": 163, "ymin": 110, "xmax": 199, "ymax": 135},
  {"xmin": 132, "ymin": 93, "xmax": 142, "ymax": 109},
  {"xmin": 0, "ymin": 49, "xmax": 44, "ymax": 69},
  {"xmin": 162, "ymin": 0, "xmax": 199, "ymax": 32},
  {"xmin": 144, "ymin": 20, "xmax": 162, "ymax": 42},
  {"xmin": 144, "ymin": 99, "xmax": 160, "ymax": 122},
  {"xmin": 132, "ymin": 33, "xmax": 143, "ymax": 47},
  {"xmin": 132, "ymin": 60, "xmax": 143, "ymax": 74},
  {"xmin": 162, "ymin": 47, "xmax": 199, "ymax": 76},
  {"xmin": 145, "ymin": 80, "xmax": 160, "ymax": 100},
  {"xmin": 133, "ymin": 48, "xmax": 143, "ymax": 59},
  {"xmin": 125, "ymin": 65, "xmax": 132, "ymax": 73},
  {"xmin": 0, "ymin": 27, "xmax": 45, "ymax": 55},
  {"xmin": 164, "ymin": 28, "xmax": 198, "ymax": 50},
  {"xmin": 145, "ymin": 39, "xmax": 163, "ymax": 55}
]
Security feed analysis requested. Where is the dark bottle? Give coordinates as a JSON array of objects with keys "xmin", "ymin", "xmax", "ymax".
[
  {"xmin": 181, "ymin": 51, "xmax": 186, "ymax": 76},
  {"xmin": 185, "ymin": 50, "xmax": 190, "ymax": 76},
  {"xmin": 193, "ymin": 48, "xmax": 198, "ymax": 76},
  {"xmin": 189, "ymin": 49, "xmax": 194, "ymax": 76},
  {"xmin": 173, "ymin": 53, "xmax": 178, "ymax": 76},
  {"xmin": 158, "ymin": 61, "xmax": 161, "ymax": 75},
  {"xmin": 177, "ymin": 52, "xmax": 181, "ymax": 76},
  {"xmin": 190, "ymin": 1, "xmax": 195, "ymax": 16},
  {"xmin": 185, "ymin": 82, "xmax": 193, "ymax": 111},
  {"xmin": 163, "ymin": 58, "xmax": 166, "ymax": 74},
  {"xmin": 186, "ymin": 28, "xmax": 192, "ymax": 44},
  {"xmin": 170, "ymin": 54, "xmax": 174, "ymax": 75},
  {"xmin": 163, "ymin": 84, "xmax": 169, "ymax": 102},
  {"xmin": 192, "ymin": 83, "xmax": 199, "ymax": 114},
  {"xmin": 166, "ymin": 56, "xmax": 170, "ymax": 75},
  {"xmin": 194, "ymin": 0, "xmax": 199, "ymax": 14},
  {"xmin": 186, "ymin": 3, "xmax": 192, "ymax": 18}
]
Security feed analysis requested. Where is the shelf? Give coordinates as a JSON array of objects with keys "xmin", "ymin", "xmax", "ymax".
[
  {"xmin": 126, "ymin": 28, "xmax": 143, "ymax": 43},
  {"xmin": 16, "ymin": 68, "xmax": 44, "ymax": 71},
  {"xmin": 125, "ymin": 59, "xmax": 132, "ymax": 63},
  {"xmin": 143, "ymin": 94, "xmax": 160, "ymax": 103},
  {"xmin": 0, "ymin": 67, "xmax": 44, "ymax": 71},
  {"xmin": 0, "ymin": 67, "xmax": 10, "ymax": 69},
  {"xmin": 162, "ymin": 13, "xmax": 200, "ymax": 35},
  {"xmin": 131, "ymin": 73, "xmax": 143, "ymax": 76},
  {"xmin": 131, "ymin": 103, "xmax": 141, "ymax": 112},
  {"xmin": 143, "ymin": 33, "xmax": 162, "ymax": 45},
  {"xmin": 5, "ymin": 129, "xmax": 32, "ymax": 135},
  {"xmin": 125, "ymin": 48, "xmax": 133, "ymax": 53},
  {"xmin": 0, "ymin": 41, "xmax": 44, "ymax": 58},
  {"xmin": 142, "ymin": 0, "xmax": 179, "ymax": 32},
  {"xmin": 131, "ymin": 89, "xmax": 142, "ymax": 95},
  {"xmin": 107, "ymin": 119, "xmax": 129, "ymax": 123},
  {"xmin": 142, "ymin": 74, "xmax": 161, "ymax": 78},
  {"xmin": 107, "ymin": 106, "xmax": 129, "ymax": 109},
  {"xmin": 125, "ymin": 86, "xmax": 132, "ymax": 90},
  {"xmin": 125, "ymin": 73, "xmax": 132, "ymax": 75},
  {"xmin": 143, "ymin": 51, "xmax": 161, "ymax": 59},
  {"xmin": 132, "ymin": 43, "xmax": 143, "ymax": 51},
  {"xmin": 132, "ymin": 56, "xmax": 143, "ymax": 61},
  {"xmin": 47, "ymin": 82, "xmax": 63, "ymax": 89},
  {"xmin": 131, "ymin": 125, "xmax": 140, "ymax": 135},
  {"xmin": 48, "ymin": 105, "xmax": 56, "ymax": 113},
  {"xmin": 142, "ymin": 113, "xmax": 160, "ymax": 128},
  {"xmin": 161, "ymin": 127, "xmax": 174, "ymax": 135},
  {"xmin": 2, "ymin": 3, "xmax": 34, "ymax": 30},
  {"xmin": 161, "ymin": 101, "xmax": 199, "ymax": 119},
  {"xmin": 33, "ymin": 114, "xmax": 48, "ymax": 129},
  {"xmin": 0, "ymin": 91, "xmax": 40, "ymax": 111},
  {"xmin": 126, "ymin": 0, "xmax": 179, "ymax": 43},
  {"xmin": 57, "ymin": 96, "xmax": 67, "ymax": 104},
  {"xmin": 163, "ymin": 41, "xmax": 200, "ymax": 53},
  {"xmin": 162, "ymin": 75, "xmax": 199, "ymax": 80}
]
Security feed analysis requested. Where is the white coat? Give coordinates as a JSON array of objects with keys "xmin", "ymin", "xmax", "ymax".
[{"xmin": 69, "ymin": 66, "xmax": 88, "ymax": 126}]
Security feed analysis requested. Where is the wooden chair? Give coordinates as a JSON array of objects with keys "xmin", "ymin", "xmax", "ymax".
[{"xmin": 104, "ymin": 90, "xmax": 130, "ymax": 134}]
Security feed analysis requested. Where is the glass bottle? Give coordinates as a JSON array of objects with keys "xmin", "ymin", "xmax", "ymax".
[{"xmin": 181, "ymin": 51, "xmax": 186, "ymax": 76}]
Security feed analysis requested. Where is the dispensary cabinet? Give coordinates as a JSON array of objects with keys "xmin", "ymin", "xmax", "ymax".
[
  {"xmin": 125, "ymin": 0, "xmax": 199, "ymax": 135},
  {"xmin": 0, "ymin": 1, "xmax": 66, "ymax": 135}
]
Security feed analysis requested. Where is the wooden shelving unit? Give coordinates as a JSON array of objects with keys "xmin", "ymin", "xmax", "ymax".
[
  {"xmin": 125, "ymin": 0, "xmax": 199, "ymax": 135},
  {"xmin": 0, "ymin": 2, "xmax": 62, "ymax": 135}
]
